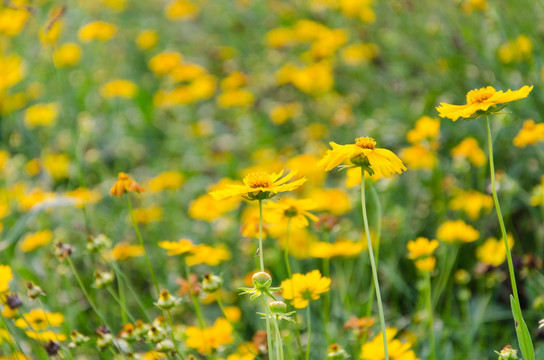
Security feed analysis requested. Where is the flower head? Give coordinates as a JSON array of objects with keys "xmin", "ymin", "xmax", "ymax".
[
  {"xmin": 158, "ymin": 239, "xmax": 193, "ymax": 256},
  {"xmin": 360, "ymin": 327, "xmax": 420, "ymax": 360},
  {"xmin": 0, "ymin": 265, "xmax": 12, "ymax": 293},
  {"xmin": 210, "ymin": 170, "xmax": 306, "ymax": 201},
  {"xmin": 318, "ymin": 137, "xmax": 406, "ymax": 178},
  {"xmin": 185, "ymin": 318, "xmax": 234, "ymax": 355},
  {"xmin": 436, "ymin": 220, "xmax": 479, "ymax": 243},
  {"xmin": 436, "ymin": 85, "xmax": 533, "ymax": 121},
  {"xmin": 407, "ymin": 237, "xmax": 439, "ymax": 272},
  {"xmin": 109, "ymin": 172, "xmax": 145, "ymax": 197},
  {"xmin": 281, "ymin": 270, "xmax": 330, "ymax": 308},
  {"xmin": 265, "ymin": 197, "xmax": 318, "ymax": 228}
]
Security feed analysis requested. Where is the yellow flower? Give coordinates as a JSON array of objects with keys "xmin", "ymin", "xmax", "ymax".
[
  {"xmin": 186, "ymin": 244, "xmax": 231, "ymax": 266},
  {"xmin": 25, "ymin": 330, "xmax": 66, "ymax": 342},
  {"xmin": 498, "ymin": 35, "xmax": 532, "ymax": 64},
  {"xmin": 462, "ymin": 0, "xmax": 487, "ymax": 13},
  {"xmin": 264, "ymin": 198, "xmax": 318, "ymax": 228},
  {"xmin": 220, "ymin": 72, "xmax": 247, "ymax": 90},
  {"xmin": 164, "ymin": 0, "xmax": 198, "ymax": 21},
  {"xmin": 513, "ymin": 119, "xmax": 544, "ymax": 148},
  {"xmin": 189, "ymin": 179, "xmax": 242, "ymax": 221},
  {"xmin": 53, "ymin": 43, "xmax": 82, "ymax": 68},
  {"xmin": 286, "ymin": 154, "xmax": 325, "ymax": 186},
  {"xmin": 65, "ymin": 187, "xmax": 102, "ymax": 207},
  {"xmin": 530, "ymin": 176, "xmax": 544, "ymax": 206},
  {"xmin": 15, "ymin": 309, "xmax": 64, "ymax": 331},
  {"xmin": 136, "ymin": 30, "xmax": 158, "ymax": 50},
  {"xmin": 109, "ymin": 242, "xmax": 144, "ymax": 260},
  {"xmin": 0, "ymin": 54, "xmax": 25, "ymax": 93},
  {"xmin": 309, "ymin": 188, "xmax": 351, "ymax": 215},
  {"xmin": 400, "ymin": 144, "xmax": 437, "ymax": 170},
  {"xmin": 406, "ymin": 116, "xmax": 440, "ymax": 144},
  {"xmin": 277, "ymin": 62, "xmax": 334, "ymax": 95},
  {"xmin": 185, "ymin": 318, "xmax": 233, "ymax": 354},
  {"xmin": 436, "ymin": 85, "xmax": 533, "ymax": 121},
  {"xmin": 318, "ymin": 137, "xmax": 406, "ymax": 178},
  {"xmin": 224, "ymin": 306, "xmax": 241, "ymax": 322},
  {"xmin": 147, "ymin": 171, "xmax": 184, "ymax": 192},
  {"xmin": 158, "ymin": 239, "xmax": 193, "ymax": 256},
  {"xmin": 132, "ymin": 206, "xmax": 162, "ymax": 224},
  {"xmin": 109, "ymin": 172, "xmax": 145, "ymax": 197},
  {"xmin": 241, "ymin": 206, "xmax": 269, "ymax": 239},
  {"xmin": 407, "ymin": 237, "xmax": 438, "ymax": 272},
  {"xmin": 360, "ymin": 328, "xmax": 420, "ymax": 360},
  {"xmin": 449, "ymin": 188, "xmax": 493, "ymax": 220},
  {"xmin": 476, "ymin": 234, "xmax": 514, "ymax": 267},
  {"xmin": 78, "ymin": 21, "xmax": 117, "ymax": 42},
  {"xmin": 0, "ymin": 265, "xmax": 12, "ymax": 293},
  {"xmin": 99, "ymin": 0, "xmax": 127, "ymax": 12},
  {"xmin": 309, "ymin": 239, "xmax": 365, "ymax": 258},
  {"xmin": 451, "ymin": 137, "xmax": 486, "ymax": 167},
  {"xmin": 19, "ymin": 230, "xmax": 53, "ymax": 252},
  {"xmin": 24, "ymin": 103, "xmax": 59, "ymax": 129},
  {"xmin": 43, "ymin": 153, "xmax": 70, "ymax": 180},
  {"xmin": 436, "ymin": 220, "xmax": 479, "ymax": 243},
  {"xmin": 281, "ymin": 270, "xmax": 331, "ymax": 308},
  {"xmin": 341, "ymin": 43, "xmax": 379, "ymax": 65},
  {"xmin": 100, "ymin": 79, "xmax": 138, "ymax": 99},
  {"xmin": 269, "ymin": 102, "xmax": 302, "ymax": 125},
  {"xmin": 210, "ymin": 170, "xmax": 306, "ymax": 201},
  {"xmin": 217, "ymin": 89, "xmax": 255, "ymax": 108}
]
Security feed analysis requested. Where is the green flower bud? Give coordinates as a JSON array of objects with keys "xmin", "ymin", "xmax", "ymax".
[
  {"xmin": 146, "ymin": 326, "xmax": 166, "ymax": 343},
  {"xmin": 252, "ymin": 272, "xmax": 272, "ymax": 288},
  {"xmin": 202, "ymin": 273, "xmax": 222, "ymax": 293},
  {"xmin": 26, "ymin": 282, "xmax": 45, "ymax": 299},
  {"xmin": 156, "ymin": 339, "xmax": 175, "ymax": 352},
  {"xmin": 93, "ymin": 270, "xmax": 114, "ymax": 289},
  {"xmin": 154, "ymin": 289, "xmax": 180, "ymax": 310},
  {"xmin": 269, "ymin": 301, "xmax": 287, "ymax": 314},
  {"xmin": 328, "ymin": 344, "xmax": 349, "ymax": 359},
  {"xmin": 87, "ymin": 234, "xmax": 111, "ymax": 253},
  {"xmin": 96, "ymin": 326, "xmax": 113, "ymax": 351}
]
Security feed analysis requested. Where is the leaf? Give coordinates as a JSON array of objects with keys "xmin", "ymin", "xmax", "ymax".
[{"xmin": 510, "ymin": 295, "xmax": 535, "ymax": 360}]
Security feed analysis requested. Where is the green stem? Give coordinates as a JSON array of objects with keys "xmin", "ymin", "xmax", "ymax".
[
  {"xmin": 38, "ymin": 299, "xmax": 74, "ymax": 360},
  {"xmin": 284, "ymin": 219, "xmax": 292, "ymax": 279},
  {"xmin": 106, "ymin": 287, "xmax": 136, "ymax": 323},
  {"xmin": 361, "ymin": 171, "xmax": 389, "ymax": 360},
  {"xmin": 305, "ymin": 305, "xmax": 311, "ymax": 360},
  {"xmin": 126, "ymin": 195, "xmax": 159, "ymax": 295},
  {"xmin": 425, "ymin": 272, "xmax": 436, "ymax": 360},
  {"xmin": 184, "ymin": 260, "xmax": 205, "ymax": 329},
  {"xmin": 166, "ymin": 310, "xmax": 186, "ymax": 360},
  {"xmin": 117, "ymin": 277, "xmax": 127, "ymax": 324},
  {"xmin": 261, "ymin": 297, "xmax": 273, "ymax": 360},
  {"xmin": 216, "ymin": 297, "xmax": 260, "ymax": 358},
  {"xmin": 258, "ymin": 199, "xmax": 265, "ymax": 272},
  {"xmin": 0, "ymin": 312, "xmax": 25, "ymax": 358},
  {"xmin": 265, "ymin": 301, "xmax": 284, "ymax": 360}
]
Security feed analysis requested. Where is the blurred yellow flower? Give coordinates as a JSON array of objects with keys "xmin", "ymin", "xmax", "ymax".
[
  {"xmin": 53, "ymin": 43, "xmax": 82, "ymax": 68},
  {"xmin": 451, "ymin": 137, "xmax": 486, "ymax": 167},
  {"xmin": 436, "ymin": 220, "xmax": 479, "ymax": 243},
  {"xmin": 136, "ymin": 30, "xmax": 158, "ymax": 50},
  {"xmin": 310, "ymin": 239, "xmax": 365, "ymax": 258},
  {"xmin": 16, "ymin": 187, "xmax": 56, "ymax": 211},
  {"xmin": 0, "ymin": 6, "xmax": 29, "ymax": 36},
  {"xmin": 110, "ymin": 242, "xmax": 144, "ymax": 260},
  {"xmin": 241, "ymin": 206, "xmax": 269, "ymax": 239},
  {"xmin": 132, "ymin": 206, "xmax": 162, "ymax": 224},
  {"xmin": 185, "ymin": 318, "xmax": 233, "ymax": 354},
  {"xmin": 189, "ymin": 180, "xmax": 241, "ymax": 221},
  {"xmin": 277, "ymin": 227, "xmax": 316, "ymax": 259},
  {"xmin": 217, "ymin": 89, "xmax": 255, "ymax": 108},
  {"xmin": 530, "ymin": 176, "xmax": 544, "ymax": 207},
  {"xmin": 158, "ymin": 239, "xmax": 193, "ymax": 256},
  {"xmin": 0, "ymin": 265, "xmax": 12, "ymax": 293},
  {"xmin": 462, "ymin": 0, "xmax": 487, "ymax": 13},
  {"xmin": 339, "ymin": 0, "xmax": 376, "ymax": 23},
  {"xmin": 148, "ymin": 51, "xmax": 183, "ymax": 76},
  {"xmin": 165, "ymin": 0, "xmax": 198, "ymax": 21},
  {"xmin": 513, "ymin": 119, "xmax": 544, "ymax": 148},
  {"xmin": 436, "ymin": 85, "xmax": 532, "ymax": 121},
  {"xmin": 19, "ymin": 230, "xmax": 53, "ymax": 252},
  {"xmin": 224, "ymin": 306, "xmax": 242, "ymax": 322},
  {"xmin": 110, "ymin": 172, "xmax": 145, "ymax": 197},
  {"xmin": 360, "ymin": 327, "xmax": 420, "ymax": 360},
  {"xmin": 400, "ymin": 144, "xmax": 437, "ymax": 170},
  {"xmin": 78, "ymin": 21, "xmax": 117, "ymax": 42},
  {"xmin": 99, "ymin": 0, "xmax": 127, "ymax": 12},
  {"xmin": 65, "ymin": 187, "xmax": 102, "ymax": 207},
  {"xmin": 286, "ymin": 154, "xmax": 325, "ymax": 186},
  {"xmin": 186, "ymin": 244, "xmax": 231, "ymax": 266},
  {"xmin": 15, "ymin": 309, "xmax": 64, "ymax": 331},
  {"xmin": 265, "ymin": 197, "xmax": 318, "ymax": 228},
  {"xmin": 277, "ymin": 62, "xmax": 334, "ymax": 95},
  {"xmin": 210, "ymin": 170, "xmax": 306, "ymax": 201},
  {"xmin": 449, "ymin": 188, "xmax": 493, "ymax": 220},
  {"xmin": 318, "ymin": 137, "xmax": 406, "ymax": 178},
  {"xmin": 281, "ymin": 269, "xmax": 330, "ymax": 308},
  {"xmin": 341, "ymin": 43, "xmax": 379, "ymax": 65},
  {"xmin": 39, "ymin": 19, "xmax": 63, "ymax": 46},
  {"xmin": 269, "ymin": 102, "xmax": 302, "ymax": 125},
  {"xmin": 43, "ymin": 153, "xmax": 70, "ymax": 180},
  {"xmin": 476, "ymin": 234, "xmax": 514, "ymax": 267},
  {"xmin": 220, "ymin": 71, "xmax": 247, "ymax": 90},
  {"xmin": 100, "ymin": 79, "xmax": 138, "ymax": 99},
  {"xmin": 310, "ymin": 188, "xmax": 351, "ymax": 215},
  {"xmin": 26, "ymin": 330, "xmax": 66, "ymax": 342},
  {"xmin": 266, "ymin": 27, "xmax": 295, "ymax": 47},
  {"xmin": 169, "ymin": 63, "xmax": 207, "ymax": 83},
  {"xmin": 498, "ymin": 35, "xmax": 532, "ymax": 64},
  {"xmin": 406, "ymin": 116, "xmax": 440, "ymax": 144},
  {"xmin": 147, "ymin": 171, "xmax": 184, "ymax": 192},
  {"xmin": 0, "ymin": 54, "xmax": 25, "ymax": 93},
  {"xmin": 407, "ymin": 237, "xmax": 438, "ymax": 272},
  {"xmin": 24, "ymin": 103, "xmax": 59, "ymax": 129}
]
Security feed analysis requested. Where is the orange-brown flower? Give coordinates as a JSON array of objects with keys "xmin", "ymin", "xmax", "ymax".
[{"xmin": 109, "ymin": 172, "xmax": 145, "ymax": 197}]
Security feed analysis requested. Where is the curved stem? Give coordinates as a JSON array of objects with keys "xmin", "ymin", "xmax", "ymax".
[
  {"xmin": 106, "ymin": 286, "xmax": 136, "ymax": 323},
  {"xmin": 305, "ymin": 305, "xmax": 311, "ymax": 360},
  {"xmin": 166, "ymin": 310, "xmax": 186, "ymax": 360},
  {"xmin": 425, "ymin": 272, "xmax": 436, "ymax": 360},
  {"xmin": 361, "ymin": 171, "xmax": 389, "ymax": 360},
  {"xmin": 216, "ymin": 297, "xmax": 260, "ymax": 358},
  {"xmin": 284, "ymin": 219, "xmax": 292, "ymax": 279},
  {"xmin": 126, "ymin": 195, "xmax": 159, "ymax": 295},
  {"xmin": 261, "ymin": 297, "xmax": 273, "ymax": 360}
]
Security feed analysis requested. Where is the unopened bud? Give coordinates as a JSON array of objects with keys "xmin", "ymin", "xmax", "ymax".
[
  {"xmin": 202, "ymin": 273, "xmax": 222, "ymax": 293},
  {"xmin": 69, "ymin": 330, "xmax": 90, "ymax": 348},
  {"xmin": 27, "ymin": 282, "xmax": 45, "ymax": 299},
  {"xmin": 252, "ymin": 272, "xmax": 272, "ymax": 288},
  {"xmin": 87, "ymin": 234, "xmax": 111, "ymax": 253},
  {"xmin": 156, "ymin": 339, "xmax": 175, "ymax": 352},
  {"xmin": 328, "ymin": 343, "xmax": 348, "ymax": 359},
  {"xmin": 96, "ymin": 325, "xmax": 113, "ymax": 351},
  {"xmin": 154, "ymin": 290, "xmax": 180, "ymax": 310},
  {"xmin": 269, "ymin": 301, "xmax": 287, "ymax": 314},
  {"xmin": 55, "ymin": 241, "xmax": 72, "ymax": 260},
  {"xmin": 93, "ymin": 271, "xmax": 114, "ymax": 289}
]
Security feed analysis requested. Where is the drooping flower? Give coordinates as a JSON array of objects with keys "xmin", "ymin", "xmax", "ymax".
[
  {"xmin": 318, "ymin": 137, "xmax": 406, "ymax": 178},
  {"xmin": 109, "ymin": 172, "xmax": 145, "ymax": 197},
  {"xmin": 281, "ymin": 269, "xmax": 331, "ymax": 308},
  {"xmin": 436, "ymin": 85, "xmax": 533, "ymax": 121},
  {"xmin": 210, "ymin": 170, "xmax": 306, "ymax": 201},
  {"xmin": 264, "ymin": 197, "xmax": 318, "ymax": 228}
]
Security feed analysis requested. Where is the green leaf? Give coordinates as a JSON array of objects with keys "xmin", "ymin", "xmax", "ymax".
[{"xmin": 510, "ymin": 295, "xmax": 535, "ymax": 360}]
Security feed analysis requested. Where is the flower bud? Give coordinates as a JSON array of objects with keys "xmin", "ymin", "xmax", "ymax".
[
  {"xmin": 252, "ymin": 272, "xmax": 272, "ymax": 288},
  {"xmin": 96, "ymin": 325, "xmax": 113, "ymax": 351},
  {"xmin": 69, "ymin": 330, "xmax": 90, "ymax": 348},
  {"xmin": 156, "ymin": 339, "xmax": 175, "ymax": 352},
  {"xmin": 269, "ymin": 301, "xmax": 287, "ymax": 314},
  {"xmin": 44, "ymin": 340, "xmax": 60, "ymax": 357},
  {"xmin": 154, "ymin": 290, "xmax": 180, "ymax": 310},
  {"xmin": 202, "ymin": 273, "xmax": 222, "ymax": 293},
  {"xmin": 328, "ymin": 344, "xmax": 348, "ymax": 359},
  {"xmin": 146, "ymin": 325, "xmax": 166, "ymax": 343},
  {"xmin": 87, "ymin": 234, "xmax": 111, "ymax": 253},
  {"xmin": 5, "ymin": 294, "xmax": 22, "ymax": 310},
  {"xmin": 93, "ymin": 271, "xmax": 114, "ymax": 289},
  {"xmin": 55, "ymin": 241, "xmax": 73, "ymax": 261},
  {"xmin": 117, "ymin": 323, "xmax": 136, "ymax": 341},
  {"xmin": 498, "ymin": 345, "xmax": 519, "ymax": 360},
  {"xmin": 134, "ymin": 320, "xmax": 150, "ymax": 338},
  {"xmin": 26, "ymin": 282, "xmax": 45, "ymax": 299}
]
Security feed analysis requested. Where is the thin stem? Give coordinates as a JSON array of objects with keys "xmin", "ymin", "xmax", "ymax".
[
  {"xmin": 361, "ymin": 171, "xmax": 389, "ymax": 360},
  {"xmin": 166, "ymin": 310, "xmax": 186, "ymax": 360},
  {"xmin": 261, "ymin": 296, "xmax": 273, "ymax": 360},
  {"xmin": 485, "ymin": 116, "xmax": 520, "ymax": 304},
  {"xmin": 106, "ymin": 287, "xmax": 136, "ymax": 323},
  {"xmin": 0, "ymin": 312, "xmax": 25, "ymax": 358},
  {"xmin": 126, "ymin": 195, "xmax": 160, "ymax": 295},
  {"xmin": 258, "ymin": 199, "xmax": 265, "ymax": 272},
  {"xmin": 183, "ymin": 260, "xmax": 205, "ymax": 329},
  {"xmin": 284, "ymin": 219, "xmax": 292, "ymax": 279},
  {"xmin": 425, "ymin": 272, "xmax": 436, "ymax": 360},
  {"xmin": 265, "ymin": 301, "xmax": 284, "ymax": 360},
  {"xmin": 117, "ymin": 277, "xmax": 128, "ymax": 324},
  {"xmin": 216, "ymin": 297, "xmax": 260, "ymax": 358},
  {"xmin": 38, "ymin": 299, "xmax": 74, "ymax": 360},
  {"xmin": 305, "ymin": 305, "xmax": 311, "ymax": 360}
]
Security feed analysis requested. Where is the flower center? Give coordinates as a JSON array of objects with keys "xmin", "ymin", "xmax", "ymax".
[
  {"xmin": 466, "ymin": 87, "xmax": 496, "ymax": 104},
  {"xmin": 284, "ymin": 206, "xmax": 298, "ymax": 218},
  {"xmin": 245, "ymin": 172, "xmax": 272, "ymax": 189},
  {"xmin": 355, "ymin": 137, "xmax": 376, "ymax": 150}
]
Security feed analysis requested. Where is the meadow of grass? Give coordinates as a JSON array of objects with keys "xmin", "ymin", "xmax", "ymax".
[{"xmin": 0, "ymin": 0, "xmax": 544, "ymax": 359}]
